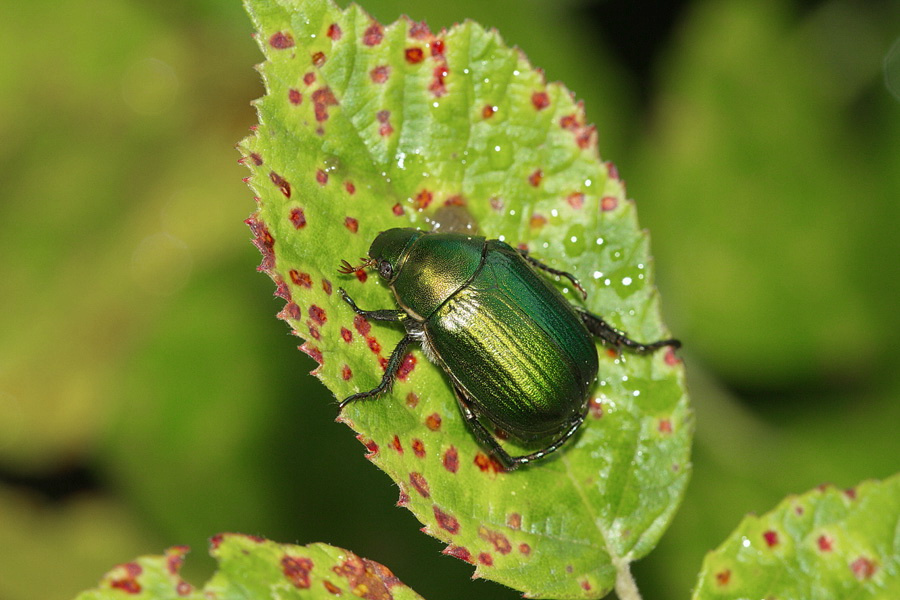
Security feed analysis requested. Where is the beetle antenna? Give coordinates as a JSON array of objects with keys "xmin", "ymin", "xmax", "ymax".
[{"xmin": 338, "ymin": 258, "xmax": 374, "ymax": 274}]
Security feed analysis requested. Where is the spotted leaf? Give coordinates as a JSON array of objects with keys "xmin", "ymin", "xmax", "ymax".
[
  {"xmin": 693, "ymin": 474, "xmax": 900, "ymax": 600},
  {"xmin": 239, "ymin": 0, "xmax": 691, "ymax": 597},
  {"xmin": 74, "ymin": 533, "xmax": 425, "ymax": 599}
]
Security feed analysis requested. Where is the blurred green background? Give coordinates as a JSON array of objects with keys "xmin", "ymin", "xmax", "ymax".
[{"xmin": 1, "ymin": 0, "xmax": 898, "ymax": 599}]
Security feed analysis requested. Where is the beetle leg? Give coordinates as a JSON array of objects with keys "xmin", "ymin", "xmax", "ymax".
[
  {"xmin": 339, "ymin": 333, "xmax": 414, "ymax": 409},
  {"xmin": 450, "ymin": 384, "xmax": 586, "ymax": 471},
  {"xmin": 339, "ymin": 288, "xmax": 406, "ymax": 322},
  {"xmin": 575, "ymin": 307, "xmax": 681, "ymax": 353},
  {"xmin": 517, "ymin": 250, "xmax": 588, "ymax": 300},
  {"xmin": 450, "ymin": 384, "xmax": 520, "ymax": 470}
]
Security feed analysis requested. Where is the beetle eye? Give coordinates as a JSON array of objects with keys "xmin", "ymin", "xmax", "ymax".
[{"xmin": 378, "ymin": 260, "xmax": 393, "ymax": 279}]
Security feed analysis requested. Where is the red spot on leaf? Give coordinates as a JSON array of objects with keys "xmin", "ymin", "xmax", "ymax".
[
  {"xmin": 289, "ymin": 207, "xmax": 307, "ymax": 229},
  {"xmin": 414, "ymin": 189, "xmax": 433, "ymax": 210},
  {"xmin": 323, "ymin": 580, "xmax": 342, "ymax": 595},
  {"xmin": 506, "ymin": 513, "xmax": 521, "ymax": 529},
  {"xmin": 433, "ymin": 506, "xmax": 460, "ymax": 534},
  {"xmin": 345, "ymin": 217, "xmax": 359, "ymax": 233},
  {"xmin": 580, "ymin": 580, "xmax": 592, "ymax": 591},
  {"xmin": 479, "ymin": 527, "xmax": 512, "ymax": 555},
  {"xmin": 289, "ymin": 270, "xmax": 312, "ymax": 288},
  {"xmin": 489, "ymin": 197, "xmax": 504, "ymax": 211},
  {"xmin": 589, "ymin": 397, "xmax": 603, "ymax": 419},
  {"xmin": 341, "ymin": 327, "xmax": 353, "ymax": 342},
  {"xmin": 443, "ymin": 194, "xmax": 465, "ymax": 206},
  {"xmin": 176, "ymin": 581, "xmax": 192, "ymax": 596},
  {"xmin": 478, "ymin": 553, "xmax": 493, "ymax": 566},
  {"xmin": 269, "ymin": 31, "xmax": 294, "ymax": 49},
  {"xmin": 397, "ymin": 353, "xmax": 416, "ymax": 380},
  {"xmin": 763, "ymin": 530, "xmax": 778, "ymax": 547},
  {"xmin": 280, "ymin": 302, "xmax": 302, "ymax": 321},
  {"xmin": 658, "ymin": 419, "xmax": 673, "ymax": 434},
  {"xmin": 715, "ymin": 569, "xmax": 731, "ymax": 586},
  {"xmin": 304, "ymin": 72, "xmax": 316, "ymax": 85},
  {"xmin": 274, "ymin": 280, "xmax": 291, "ymax": 300},
  {"xmin": 567, "ymin": 192, "xmax": 585, "ymax": 209},
  {"xmin": 560, "ymin": 114, "xmax": 579, "ymax": 130},
  {"xmin": 250, "ymin": 153, "xmax": 263, "ymax": 165},
  {"xmin": 246, "ymin": 216, "xmax": 276, "ymax": 271},
  {"xmin": 269, "ymin": 171, "xmax": 291, "ymax": 198},
  {"xmin": 430, "ymin": 65, "xmax": 448, "ymax": 96},
  {"xmin": 474, "ymin": 452, "xmax": 503, "ymax": 474},
  {"xmin": 482, "ymin": 104, "xmax": 496, "ymax": 118},
  {"xmin": 851, "ymin": 557, "xmax": 877, "ymax": 580},
  {"xmin": 518, "ymin": 543, "xmax": 531, "ymax": 555},
  {"xmin": 341, "ymin": 364, "xmax": 352, "ymax": 380},
  {"xmin": 332, "ymin": 555, "xmax": 397, "ymax": 600},
  {"xmin": 377, "ymin": 110, "xmax": 393, "ymax": 136},
  {"xmin": 390, "ymin": 435, "xmax": 403, "ymax": 454},
  {"xmin": 392, "ymin": 203, "xmax": 404, "ymax": 216},
  {"xmin": 606, "ymin": 161, "xmax": 620, "ymax": 180},
  {"xmin": 405, "ymin": 47, "xmax": 424, "ymax": 63},
  {"xmin": 370, "ymin": 65, "xmax": 390, "ymax": 83},
  {"xmin": 532, "ymin": 91, "xmax": 550, "ymax": 110},
  {"xmin": 282, "ymin": 555, "xmax": 314, "ymax": 588},
  {"xmin": 209, "ymin": 534, "xmax": 225, "ymax": 549},
  {"xmin": 397, "ymin": 490, "xmax": 410, "ymax": 507},
  {"xmin": 817, "ymin": 535, "xmax": 833, "ymax": 552},
  {"xmin": 344, "ymin": 180, "xmax": 356, "ymax": 195},
  {"xmin": 327, "ymin": 23, "xmax": 342, "ymax": 40},
  {"xmin": 442, "ymin": 446, "xmax": 459, "ymax": 473},
  {"xmin": 408, "ymin": 21, "xmax": 431, "ymax": 40},
  {"xmin": 362, "ymin": 437, "xmax": 378, "ymax": 456},
  {"xmin": 316, "ymin": 169, "xmax": 328, "ymax": 185},
  {"xmin": 321, "ymin": 279, "xmax": 332, "ymax": 295},
  {"xmin": 529, "ymin": 214, "xmax": 547, "ymax": 229},
  {"xmin": 363, "ymin": 23, "xmax": 384, "ymax": 46},
  {"xmin": 412, "ymin": 438, "xmax": 425, "ymax": 458},
  {"xmin": 600, "ymin": 196, "xmax": 618, "ymax": 212},
  {"xmin": 354, "ymin": 315, "xmax": 371, "ymax": 336},
  {"xmin": 312, "ymin": 87, "xmax": 338, "ymax": 122},
  {"xmin": 443, "ymin": 545, "xmax": 472, "ymax": 563},
  {"xmin": 844, "ymin": 488, "xmax": 857, "ymax": 500},
  {"xmin": 405, "ymin": 392, "xmax": 419, "ymax": 408},
  {"xmin": 431, "ymin": 39, "xmax": 445, "ymax": 57},
  {"xmin": 110, "ymin": 562, "xmax": 142, "ymax": 594},
  {"xmin": 300, "ymin": 343, "xmax": 323, "ymax": 365},
  {"xmin": 528, "ymin": 169, "xmax": 543, "ymax": 187},
  {"xmin": 309, "ymin": 304, "xmax": 327, "ymax": 325},
  {"xmin": 425, "ymin": 413, "xmax": 441, "ymax": 431},
  {"xmin": 312, "ymin": 51, "xmax": 326, "ymax": 67},
  {"xmin": 664, "ymin": 347, "xmax": 681, "ymax": 366},
  {"xmin": 409, "ymin": 472, "xmax": 430, "ymax": 497}
]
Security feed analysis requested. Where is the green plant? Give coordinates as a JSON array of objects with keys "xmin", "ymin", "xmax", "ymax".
[{"xmin": 73, "ymin": 1, "xmax": 900, "ymax": 598}]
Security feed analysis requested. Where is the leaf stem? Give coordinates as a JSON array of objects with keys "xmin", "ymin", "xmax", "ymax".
[{"xmin": 613, "ymin": 558, "xmax": 643, "ymax": 600}]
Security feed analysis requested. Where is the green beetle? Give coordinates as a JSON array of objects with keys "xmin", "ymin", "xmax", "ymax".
[{"xmin": 338, "ymin": 228, "xmax": 679, "ymax": 470}]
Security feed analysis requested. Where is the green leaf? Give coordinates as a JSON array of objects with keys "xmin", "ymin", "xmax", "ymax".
[
  {"xmin": 239, "ymin": 0, "xmax": 690, "ymax": 597},
  {"xmin": 692, "ymin": 474, "xmax": 900, "ymax": 600},
  {"xmin": 75, "ymin": 533, "xmax": 425, "ymax": 599}
]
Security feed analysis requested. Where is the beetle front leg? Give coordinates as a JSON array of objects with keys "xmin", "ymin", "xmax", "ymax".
[
  {"xmin": 575, "ymin": 307, "xmax": 681, "ymax": 353},
  {"xmin": 339, "ymin": 333, "xmax": 414, "ymax": 410},
  {"xmin": 517, "ymin": 250, "xmax": 587, "ymax": 300},
  {"xmin": 339, "ymin": 288, "xmax": 407, "ymax": 322}
]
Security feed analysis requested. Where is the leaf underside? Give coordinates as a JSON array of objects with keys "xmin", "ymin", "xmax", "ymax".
[
  {"xmin": 75, "ymin": 533, "xmax": 425, "ymax": 599},
  {"xmin": 239, "ymin": 0, "xmax": 691, "ymax": 597},
  {"xmin": 692, "ymin": 474, "xmax": 900, "ymax": 600}
]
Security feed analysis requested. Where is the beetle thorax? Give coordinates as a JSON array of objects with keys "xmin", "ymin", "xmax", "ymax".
[{"xmin": 390, "ymin": 233, "xmax": 486, "ymax": 320}]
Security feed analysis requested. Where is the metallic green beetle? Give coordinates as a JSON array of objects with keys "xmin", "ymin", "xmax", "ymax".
[{"xmin": 338, "ymin": 228, "xmax": 679, "ymax": 470}]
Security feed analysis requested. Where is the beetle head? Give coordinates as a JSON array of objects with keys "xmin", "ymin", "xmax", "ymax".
[
  {"xmin": 338, "ymin": 228, "xmax": 426, "ymax": 283},
  {"xmin": 354, "ymin": 227, "xmax": 421, "ymax": 283}
]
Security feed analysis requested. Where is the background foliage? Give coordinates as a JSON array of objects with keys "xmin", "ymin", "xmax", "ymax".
[{"xmin": 1, "ymin": 1, "xmax": 898, "ymax": 599}]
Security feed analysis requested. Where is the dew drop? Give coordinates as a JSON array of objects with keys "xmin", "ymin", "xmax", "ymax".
[
  {"xmin": 550, "ymin": 209, "xmax": 558, "ymax": 217},
  {"xmin": 584, "ymin": 178, "xmax": 593, "ymax": 187},
  {"xmin": 622, "ymin": 276, "xmax": 632, "ymax": 286},
  {"xmin": 563, "ymin": 224, "xmax": 586, "ymax": 257}
]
